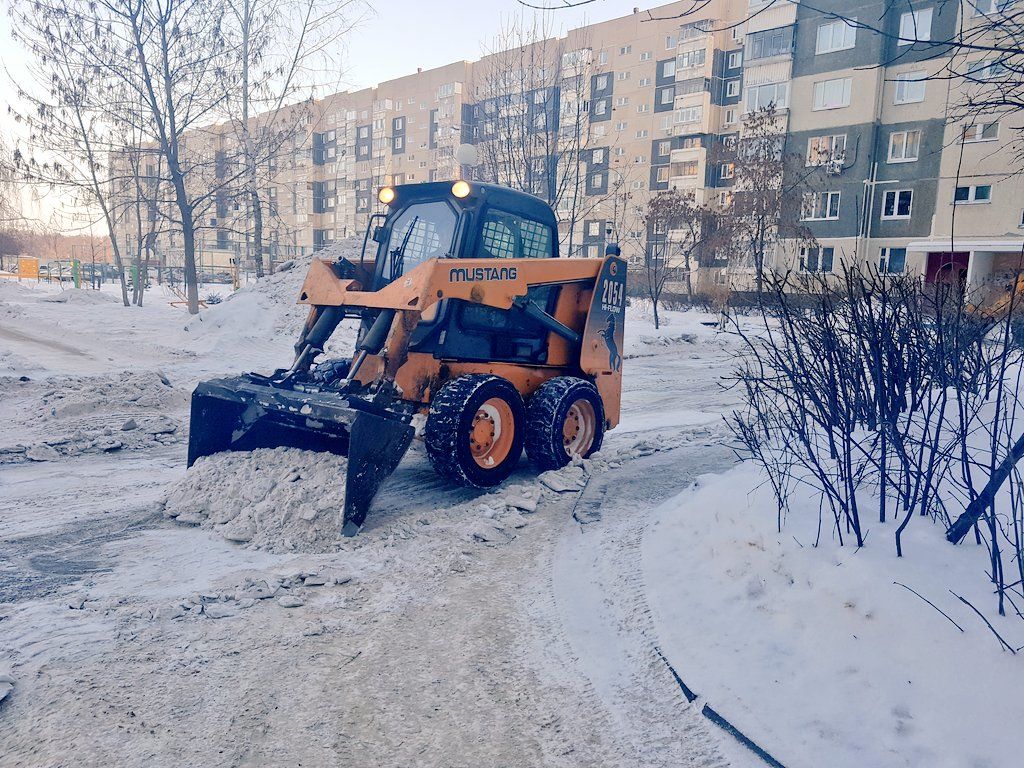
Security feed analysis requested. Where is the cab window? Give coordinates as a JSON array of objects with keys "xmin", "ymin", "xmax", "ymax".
[{"xmin": 479, "ymin": 209, "xmax": 554, "ymax": 259}]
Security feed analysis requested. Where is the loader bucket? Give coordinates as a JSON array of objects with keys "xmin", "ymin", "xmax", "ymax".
[{"xmin": 187, "ymin": 375, "xmax": 413, "ymax": 535}]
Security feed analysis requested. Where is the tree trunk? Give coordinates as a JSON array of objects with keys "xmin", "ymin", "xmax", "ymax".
[
  {"xmin": 947, "ymin": 431, "xmax": 1024, "ymax": 543},
  {"xmin": 252, "ymin": 187, "xmax": 264, "ymax": 278}
]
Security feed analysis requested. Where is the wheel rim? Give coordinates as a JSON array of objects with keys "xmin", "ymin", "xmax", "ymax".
[
  {"xmin": 563, "ymin": 399, "xmax": 597, "ymax": 458},
  {"xmin": 470, "ymin": 397, "xmax": 516, "ymax": 468}
]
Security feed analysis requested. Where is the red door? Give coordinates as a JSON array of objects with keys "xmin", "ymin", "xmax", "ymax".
[{"xmin": 925, "ymin": 252, "xmax": 969, "ymax": 286}]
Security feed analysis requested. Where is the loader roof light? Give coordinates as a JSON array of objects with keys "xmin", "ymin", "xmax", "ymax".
[
  {"xmin": 451, "ymin": 180, "xmax": 471, "ymax": 199},
  {"xmin": 378, "ymin": 186, "xmax": 396, "ymax": 205}
]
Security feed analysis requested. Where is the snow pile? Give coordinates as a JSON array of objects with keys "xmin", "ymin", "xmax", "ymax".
[
  {"xmin": 0, "ymin": 371, "xmax": 187, "ymax": 463},
  {"xmin": 160, "ymin": 448, "xmax": 349, "ymax": 552},
  {"xmin": 39, "ymin": 289, "xmax": 119, "ymax": 305},
  {"xmin": 183, "ymin": 239, "xmax": 361, "ymax": 348},
  {"xmin": 644, "ymin": 464, "xmax": 1024, "ymax": 768}
]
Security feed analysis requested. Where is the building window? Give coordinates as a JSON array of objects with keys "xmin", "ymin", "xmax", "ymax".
[
  {"xmin": 640, "ymin": 51, "xmax": 652, "ymax": 61},
  {"xmin": 617, "ymin": 70, "xmax": 631, "ymax": 81},
  {"xmin": 963, "ymin": 121, "xmax": 999, "ymax": 142},
  {"xmin": 720, "ymin": 163, "xmax": 734, "ymax": 180},
  {"xmin": 594, "ymin": 100, "xmax": 608, "ymax": 116},
  {"xmin": 639, "ymin": 77, "xmax": 651, "ymax": 86},
  {"xmin": 898, "ymin": 8, "xmax": 933, "ymax": 45},
  {"xmin": 812, "ymin": 77, "xmax": 852, "ymax": 110},
  {"xmin": 882, "ymin": 189, "xmax": 914, "ymax": 218},
  {"xmin": 674, "ymin": 105, "xmax": 703, "ymax": 124},
  {"xmin": 888, "ymin": 130, "xmax": 921, "ymax": 162},
  {"xmin": 596, "ymin": 74, "xmax": 609, "ymax": 90},
  {"xmin": 598, "ymin": 50, "xmax": 608, "ymax": 65},
  {"xmin": 637, "ymin": 103, "xmax": 650, "ymax": 113},
  {"xmin": 802, "ymin": 191, "xmax": 841, "ymax": 220},
  {"xmin": 657, "ymin": 140, "xmax": 671, "ymax": 157},
  {"xmin": 635, "ymin": 129, "xmax": 649, "ymax": 138},
  {"xmin": 745, "ymin": 81, "xmax": 789, "ymax": 111},
  {"xmin": 678, "ymin": 160, "xmax": 699, "ymax": 177},
  {"xmin": 746, "ymin": 26, "xmax": 794, "ymax": 60},
  {"xmin": 894, "ymin": 71, "xmax": 927, "ymax": 104},
  {"xmin": 614, "ymin": 147, "xmax": 626, "ymax": 156},
  {"xmin": 972, "ymin": 0, "xmax": 1012, "ymax": 16},
  {"xmin": 616, "ymin": 96, "xmax": 630, "ymax": 106},
  {"xmin": 966, "ymin": 59, "xmax": 1008, "ymax": 81},
  {"xmin": 728, "ymin": 51, "xmax": 743, "ymax": 68},
  {"xmin": 954, "ymin": 184, "xmax": 992, "ymax": 203},
  {"xmin": 615, "ymin": 121, "xmax": 628, "ymax": 131},
  {"xmin": 816, "ymin": 18, "xmax": 856, "ymax": 54},
  {"xmin": 592, "ymin": 148, "xmax": 605, "ymax": 163},
  {"xmin": 660, "ymin": 88, "xmax": 675, "ymax": 105},
  {"xmin": 725, "ymin": 79, "xmax": 741, "ymax": 97},
  {"xmin": 656, "ymin": 167, "xmax": 670, "ymax": 183},
  {"xmin": 660, "ymin": 60, "xmax": 676, "ymax": 79},
  {"xmin": 666, "ymin": 34, "xmax": 677, "ymax": 49},
  {"xmin": 392, "ymin": 136, "xmax": 404, "ymax": 152},
  {"xmin": 806, "ymin": 134, "xmax": 847, "ymax": 165},
  {"xmin": 724, "ymin": 108, "xmax": 737, "ymax": 125},
  {"xmin": 879, "ymin": 247, "xmax": 907, "ymax": 274},
  {"xmin": 632, "ymin": 180, "xmax": 645, "ymax": 190},
  {"xmin": 678, "ymin": 49, "xmax": 706, "ymax": 69},
  {"xmin": 718, "ymin": 191, "xmax": 733, "ymax": 207},
  {"xmin": 587, "ymin": 221, "xmax": 601, "ymax": 237},
  {"xmin": 799, "ymin": 246, "xmax": 835, "ymax": 273},
  {"xmin": 620, "ymin": 45, "xmax": 632, "ymax": 55}
]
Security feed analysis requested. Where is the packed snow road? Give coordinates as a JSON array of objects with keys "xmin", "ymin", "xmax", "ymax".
[{"xmin": 1, "ymin": 280, "xmax": 759, "ymax": 766}]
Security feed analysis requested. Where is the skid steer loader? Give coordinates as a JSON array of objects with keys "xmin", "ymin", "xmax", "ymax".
[{"xmin": 187, "ymin": 181, "xmax": 626, "ymax": 535}]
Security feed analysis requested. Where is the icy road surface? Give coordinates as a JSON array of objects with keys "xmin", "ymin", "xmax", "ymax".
[{"xmin": 0, "ymin": 278, "xmax": 758, "ymax": 767}]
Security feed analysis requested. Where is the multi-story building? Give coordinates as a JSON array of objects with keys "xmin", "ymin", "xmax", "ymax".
[{"xmin": 126, "ymin": 0, "xmax": 1022, "ymax": 297}]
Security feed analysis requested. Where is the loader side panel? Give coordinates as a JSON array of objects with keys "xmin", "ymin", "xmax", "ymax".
[{"xmin": 580, "ymin": 256, "xmax": 627, "ymax": 427}]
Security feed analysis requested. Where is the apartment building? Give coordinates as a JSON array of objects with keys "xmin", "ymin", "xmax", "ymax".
[
  {"xmin": 130, "ymin": 0, "xmax": 1022, "ymax": 297},
  {"xmin": 783, "ymin": 0, "xmax": 1023, "ymax": 295}
]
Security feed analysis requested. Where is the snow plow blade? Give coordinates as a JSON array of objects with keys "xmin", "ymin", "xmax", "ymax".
[{"xmin": 187, "ymin": 375, "xmax": 414, "ymax": 534}]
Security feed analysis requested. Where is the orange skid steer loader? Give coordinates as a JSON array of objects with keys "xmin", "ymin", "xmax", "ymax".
[{"xmin": 187, "ymin": 181, "xmax": 626, "ymax": 535}]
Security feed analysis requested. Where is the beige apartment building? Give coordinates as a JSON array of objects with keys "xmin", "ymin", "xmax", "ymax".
[{"xmin": 127, "ymin": 0, "xmax": 1022, "ymax": 298}]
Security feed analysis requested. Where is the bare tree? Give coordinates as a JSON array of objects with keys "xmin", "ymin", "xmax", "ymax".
[
  {"xmin": 642, "ymin": 188, "xmax": 719, "ymax": 328},
  {"xmin": 711, "ymin": 107, "xmax": 818, "ymax": 297},
  {"xmin": 473, "ymin": 16, "xmax": 601, "ymax": 255},
  {"xmin": 221, "ymin": 0, "xmax": 356, "ymax": 277}
]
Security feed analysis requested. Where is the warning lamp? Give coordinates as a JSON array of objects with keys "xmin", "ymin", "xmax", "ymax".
[
  {"xmin": 378, "ymin": 186, "xmax": 396, "ymax": 205},
  {"xmin": 451, "ymin": 180, "xmax": 471, "ymax": 199}
]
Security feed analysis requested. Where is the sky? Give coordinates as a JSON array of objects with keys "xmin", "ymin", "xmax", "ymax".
[{"xmin": 0, "ymin": 0, "xmax": 654, "ymax": 227}]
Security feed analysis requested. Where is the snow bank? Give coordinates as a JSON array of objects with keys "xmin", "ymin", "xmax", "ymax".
[
  {"xmin": 39, "ymin": 289, "xmax": 120, "ymax": 305},
  {"xmin": 643, "ymin": 464, "xmax": 1024, "ymax": 768},
  {"xmin": 0, "ymin": 371, "xmax": 187, "ymax": 463},
  {"xmin": 183, "ymin": 239, "xmax": 361, "ymax": 351},
  {"xmin": 160, "ymin": 448, "xmax": 348, "ymax": 552}
]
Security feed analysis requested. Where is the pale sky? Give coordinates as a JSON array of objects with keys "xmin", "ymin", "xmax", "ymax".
[{"xmin": 0, "ymin": 0, "xmax": 653, "ymax": 226}]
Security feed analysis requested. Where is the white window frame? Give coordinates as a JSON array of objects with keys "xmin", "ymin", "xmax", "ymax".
[
  {"xmin": 806, "ymin": 134, "xmax": 847, "ymax": 165},
  {"xmin": 898, "ymin": 8, "xmax": 933, "ymax": 45},
  {"xmin": 661, "ymin": 60, "xmax": 676, "ymax": 79},
  {"xmin": 882, "ymin": 189, "xmax": 914, "ymax": 219},
  {"xmin": 953, "ymin": 185, "xmax": 992, "ymax": 204},
  {"xmin": 963, "ymin": 121, "xmax": 999, "ymax": 142},
  {"xmin": 725, "ymin": 79, "xmax": 741, "ymax": 98},
  {"xmin": 620, "ymin": 45, "xmax": 632, "ymax": 55},
  {"xmin": 799, "ymin": 246, "xmax": 835, "ymax": 274},
  {"xmin": 812, "ymin": 77, "xmax": 852, "ymax": 110},
  {"xmin": 745, "ymin": 81, "xmax": 789, "ymax": 112},
  {"xmin": 893, "ymin": 71, "xmax": 927, "ymax": 104},
  {"xmin": 728, "ymin": 51, "xmax": 743, "ymax": 68},
  {"xmin": 878, "ymin": 247, "xmax": 907, "ymax": 274},
  {"xmin": 802, "ymin": 191, "xmax": 842, "ymax": 220},
  {"xmin": 640, "ymin": 51, "xmax": 652, "ymax": 61},
  {"xmin": 656, "ymin": 167, "xmax": 670, "ymax": 183},
  {"xmin": 816, "ymin": 18, "xmax": 857, "ymax": 54},
  {"xmin": 887, "ymin": 130, "xmax": 921, "ymax": 163}
]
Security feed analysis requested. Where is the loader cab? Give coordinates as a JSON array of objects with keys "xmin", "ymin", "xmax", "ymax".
[{"xmin": 364, "ymin": 181, "xmax": 562, "ymax": 364}]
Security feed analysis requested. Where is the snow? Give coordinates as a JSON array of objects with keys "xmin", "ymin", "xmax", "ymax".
[
  {"xmin": 2, "ymin": 259, "xmax": 1021, "ymax": 766},
  {"xmin": 644, "ymin": 465, "xmax": 1024, "ymax": 768}
]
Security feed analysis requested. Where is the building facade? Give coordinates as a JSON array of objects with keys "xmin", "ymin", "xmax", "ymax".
[{"xmin": 130, "ymin": 0, "xmax": 1022, "ymax": 296}]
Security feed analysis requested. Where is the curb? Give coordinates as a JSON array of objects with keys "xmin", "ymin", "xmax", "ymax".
[{"xmin": 654, "ymin": 646, "xmax": 787, "ymax": 768}]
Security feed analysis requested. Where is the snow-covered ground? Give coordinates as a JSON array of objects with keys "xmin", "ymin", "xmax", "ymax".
[{"xmin": 1, "ymin": 269, "xmax": 1021, "ymax": 767}]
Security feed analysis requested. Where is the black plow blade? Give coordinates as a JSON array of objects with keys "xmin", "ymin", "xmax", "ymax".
[{"xmin": 342, "ymin": 412, "xmax": 415, "ymax": 536}]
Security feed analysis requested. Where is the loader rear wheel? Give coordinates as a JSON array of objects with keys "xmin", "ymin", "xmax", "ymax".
[
  {"xmin": 525, "ymin": 377, "xmax": 605, "ymax": 471},
  {"xmin": 425, "ymin": 375, "xmax": 525, "ymax": 488}
]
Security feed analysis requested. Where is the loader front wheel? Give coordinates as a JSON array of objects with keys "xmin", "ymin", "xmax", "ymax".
[
  {"xmin": 425, "ymin": 375, "xmax": 526, "ymax": 488},
  {"xmin": 525, "ymin": 377, "xmax": 605, "ymax": 471}
]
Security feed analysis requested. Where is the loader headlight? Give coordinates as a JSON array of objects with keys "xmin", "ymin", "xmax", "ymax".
[
  {"xmin": 378, "ymin": 186, "xmax": 396, "ymax": 205},
  {"xmin": 451, "ymin": 180, "xmax": 471, "ymax": 199}
]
